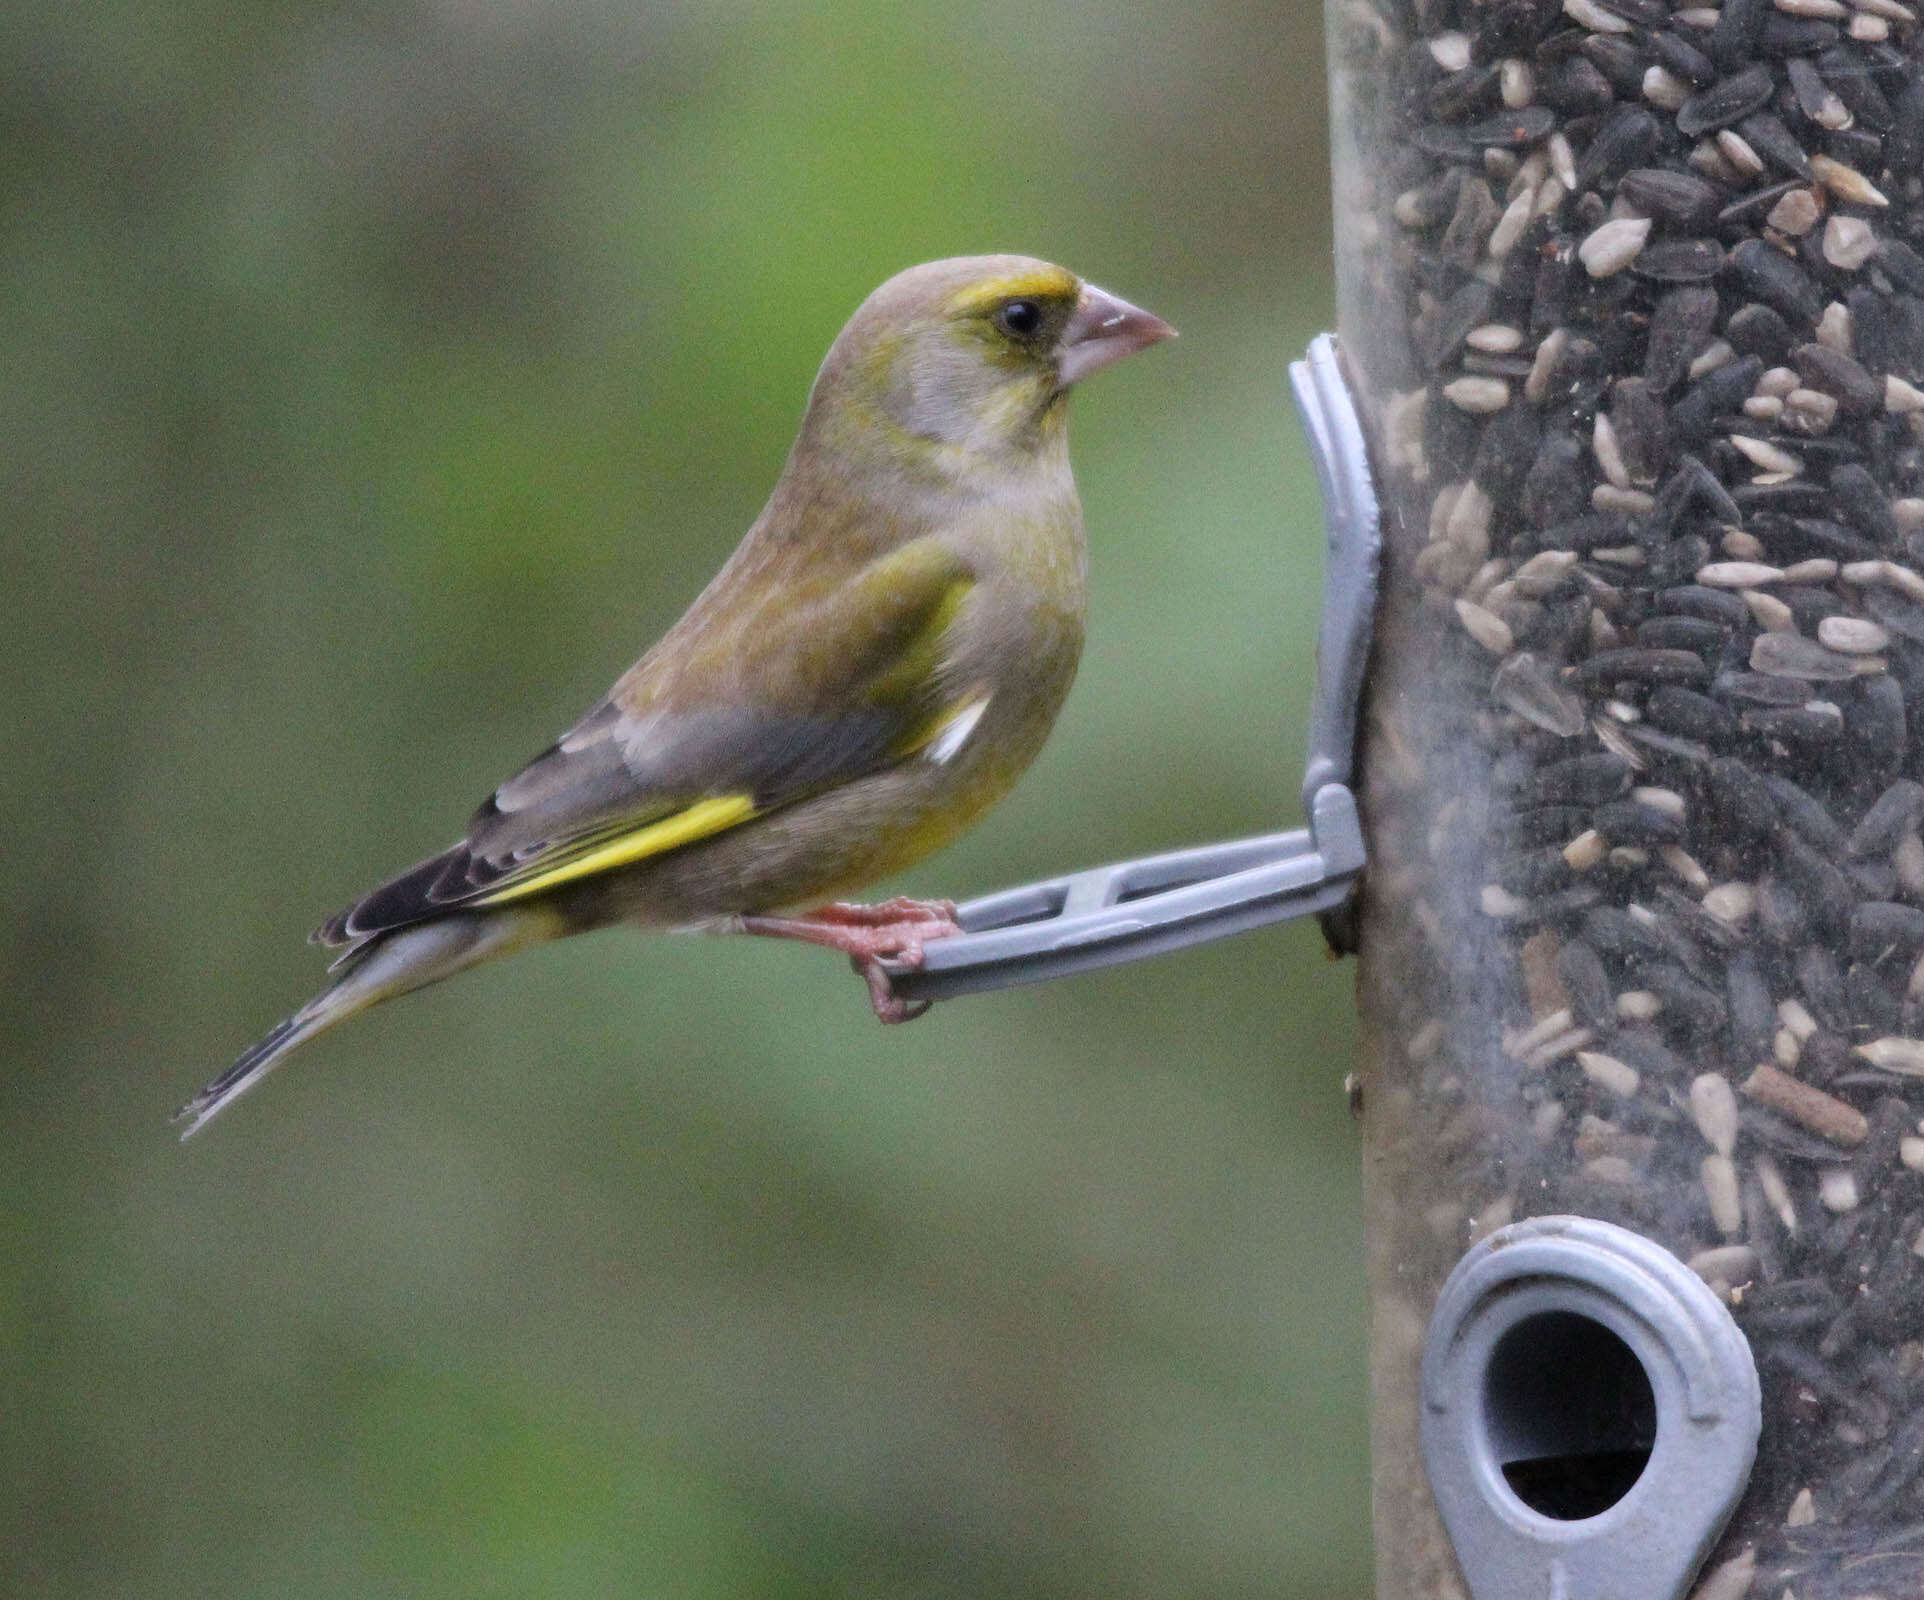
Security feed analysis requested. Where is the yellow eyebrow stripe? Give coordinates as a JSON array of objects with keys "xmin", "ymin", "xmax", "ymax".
[
  {"xmin": 946, "ymin": 268, "xmax": 1078, "ymax": 317},
  {"xmin": 473, "ymin": 795, "xmax": 758, "ymax": 906}
]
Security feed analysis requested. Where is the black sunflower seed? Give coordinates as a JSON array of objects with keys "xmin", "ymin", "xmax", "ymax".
[
  {"xmin": 1846, "ymin": 676, "xmax": 1909, "ymax": 772},
  {"xmin": 1595, "ymin": 798, "xmax": 1686, "ymax": 844},
  {"xmin": 1576, "ymin": 647, "xmax": 1714, "ymax": 688},
  {"xmin": 1678, "ymin": 66, "xmax": 1777, "ymax": 137},
  {"xmin": 1463, "ymin": 106, "xmax": 1558, "ymax": 147},
  {"xmin": 1759, "ymin": 14, "xmax": 1839, "ymax": 57},
  {"xmin": 1727, "ymin": 238, "xmax": 1826, "ymax": 326},
  {"xmin": 1758, "ymin": 516, "xmax": 1875, "ymax": 563},
  {"xmin": 1727, "ymin": 954, "xmax": 1777, "ymax": 1060},
  {"xmin": 1822, "ymin": 126, "xmax": 1883, "ymax": 170},
  {"xmin": 1646, "ymin": 684, "xmax": 1740, "ymax": 743},
  {"xmin": 1706, "ymin": 755, "xmax": 1781, "ymax": 839},
  {"xmin": 1660, "ymin": 585, "xmax": 1750, "ymax": 626},
  {"xmin": 1796, "ymin": 944, "xmax": 1850, "ymax": 1026},
  {"xmin": 1848, "ymin": 285, "xmax": 1906, "ymax": 379},
  {"xmin": 1758, "ymin": 873, "xmax": 1812, "ymax": 944},
  {"xmin": 1581, "ymin": 35, "xmax": 1653, "ymax": 99},
  {"xmin": 1430, "ymin": 64, "xmax": 1504, "ymax": 121},
  {"xmin": 1476, "ymin": 0, "xmax": 1561, "ymax": 59},
  {"xmin": 1524, "ymin": 433, "xmax": 1589, "ymax": 528},
  {"xmin": 1559, "ymin": 938, "xmax": 1616, "ymax": 1028},
  {"xmin": 1609, "ymin": 378, "xmax": 1671, "ymax": 480},
  {"xmin": 1423, "ymin": 278, "xmax": 1498, "ymax": 370},
  {"xmin": 1531, "ymin": 751, "xmax": 1635, "ymax": 804},
  {"xmin": 1864, "ymin": 590, "xmax": 1924, "ymax": 644},
  {"xmin": 1632, "ymin": 238, "xmax": 1726, "ymax": 284},
  {"xmin": 1575, "ymin": 105, "xmax": 1660, "ymax": 190},
  {"xmin": 1828, "ymin": 462, "xmax": 1900, "ymax": 547},
  {"xmin": 1763, "ymin": 773, "xmax": 1851, "ymax": 854},
  {"xmin": 1620, "ymin": 168, "xmax": 1725, "ymax": 231},
  {"xmin": 1735, "ymin": 112, "xmax": 1811, "ymax": 178},
  {"xmin": 1744, "ymin": 701, "xmax": 1847, "ymax": 746},
  {"xmin": 1707, "ymin": 0, "xmax": 1767, "ymax": 72},
  {"xmin": 1653, "ymin": 30, "xmax": 1717, "ymax": 88},
  {"xmin": 1792, "ymin": 343, "xmax": 1882, "ymax": 417},
  {"xmin": 1778, "ymin": 830, "xmax": 1857, "ymax": 930},
  {"xmin": 1850, "ymin": 900, "xmax": 1924, "ymax": 966},
  {"xmin": 1544, "ymin": 54, "xmax": 1618, "ymax": 116},
  {"xmin": 1671, "ymin": 354, "xmax": 1766, "ymax": 443},
  {"xmin": 1511, "ymin": 804, "xmax": 1597, "ymax": 847},
  {"xmin": 1645, "ymin": 287, "xmax": 1722, "ymax": 393},
  {"xmin": 1877, "ymin": 239, "xmax": 1924, "ymax": 297},
  {"xmin": 1718, "ymin": 670, "xmax": 1812, "ymax": 708},
  {"xmin": 1731, "ymin": 480, "xmax": 1832, "ymax": 516},
  {"xmin": 1636, "ymin": 616, "xmax": 1728, "ymax": 655},
  {"xmin": 1885, "ymin": 79, "xmax": 1924, "ymax": 172},
  {"xmin": 1530, "ymin": 237, "xmax": 1581, "ymax": 336},
  {"xmin": 1818, "ymin": 47, "xmax": 1893, "ymax": 130},
  {"xmin": 1725, "ymin": 301, "xmax": 1794, "ymax": 362},
  {"xmin": 1498, "ymin": 846, "xmax": 1577, "ymax": 895}
]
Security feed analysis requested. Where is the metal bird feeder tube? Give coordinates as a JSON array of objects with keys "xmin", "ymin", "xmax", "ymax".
[{"xmin": 1325, "ymin": 0, "xmax": 1924, "ymax": 1588}]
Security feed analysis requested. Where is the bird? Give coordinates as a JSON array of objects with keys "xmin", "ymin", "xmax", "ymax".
[{"xmin": 178, "ymin": 254, "xmax": 1174, "ymax": 1137}]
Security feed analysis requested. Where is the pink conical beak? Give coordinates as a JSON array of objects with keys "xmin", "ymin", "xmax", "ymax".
[{"xmin": 1056, "ymin": 283, "xmax": 1176, "ymax": 387}]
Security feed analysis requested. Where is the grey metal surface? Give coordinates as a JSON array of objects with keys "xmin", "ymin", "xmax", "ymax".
[
  {"xmin": 1420, "ymin": 1217, "xmax": 1761, "ymax": 1600},
  {"xmin": 888, "ymin": 786, "xmax": 1365, "ymax": 1001},
  {"xmin": 1292, "ymin": 333, "xmax": 1381, "ymax": 816},
  {"xmin": 884, "ymin": 333, "xmax": 1379, "ymax": 1003}
]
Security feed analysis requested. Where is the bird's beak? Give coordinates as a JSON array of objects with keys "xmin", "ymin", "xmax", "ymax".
[{"xmin": 1056, "ymin": 284, "xmax": 1176, "ymax": 387}]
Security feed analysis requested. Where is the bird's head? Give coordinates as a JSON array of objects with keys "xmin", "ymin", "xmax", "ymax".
[{"xmin": 805, "ymin": 255, "xmax": 1175, "ymax": 469}]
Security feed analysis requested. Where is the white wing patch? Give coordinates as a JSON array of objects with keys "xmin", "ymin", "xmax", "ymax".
[{"xmin": 924, "ymin": 694, "xmax": 990, "ymax": 765}]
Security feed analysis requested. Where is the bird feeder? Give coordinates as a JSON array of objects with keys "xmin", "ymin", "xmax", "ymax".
[
  {"xmin": 1321, "ymin": 0, "xmax": 1924, "ymax": 1586},
  {"xmin": 891, "ymin": 0, "xmax": 1924, "ymax": 1592}
]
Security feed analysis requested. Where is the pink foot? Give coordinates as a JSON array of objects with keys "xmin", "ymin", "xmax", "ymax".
[
  {"xmin": 740, "ymin": 898, "xmax": 965, "ymax": 1023},
  {"xmin": 801, "ymin": 897, "xmax": 960, "ymax": 929}
]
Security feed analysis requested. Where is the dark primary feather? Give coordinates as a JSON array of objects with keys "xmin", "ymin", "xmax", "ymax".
[
  {"xmin": 316, "ymin": 539, "xmax": 977, "ymax": 947},
  {"xmin": 316, "ymin": 705, "xmax": 908, "ymax": 945},
  {"xmin": 192, "ymin": 1016, "xmax": 303, "ymax": 1107}
]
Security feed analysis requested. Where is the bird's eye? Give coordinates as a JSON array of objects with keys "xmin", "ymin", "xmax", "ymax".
[{"xmin": 995, "ymin": 299, "xmax": 1043, "ymax": 339}]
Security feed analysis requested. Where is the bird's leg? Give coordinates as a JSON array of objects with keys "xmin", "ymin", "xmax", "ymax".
[
  {"xmin": 738, "ymin": 898, "xmax": 964, "ymax": 1024},
  {"xmin": 798, "ymin": 896, "xmax": 960, "ymax": 929}
]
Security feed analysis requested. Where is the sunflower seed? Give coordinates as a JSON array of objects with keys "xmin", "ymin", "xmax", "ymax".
[
  {"xmin": 1678, "ymin": 64, "xmax": 1778, "ymax": 134},
  {"xmin": 1766, "ymin": 187, "xmax": 1823, "ymax": 235},
  {"xmin": 1816, "ymin": 615, "xmax": 1889, "ymax": 653},
  {"xmin": 1809, "ymin": 152, "xmax": 1889, "ymax": 206},
  {"xmin": 1578, "ymin": 215, "xmax": 1651, "ymax": 276}
]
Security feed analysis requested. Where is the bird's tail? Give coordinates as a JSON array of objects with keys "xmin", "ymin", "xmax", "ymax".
[{"xmin": 176, "ymin": 907, "xmax": 558, "ymax": 1140}]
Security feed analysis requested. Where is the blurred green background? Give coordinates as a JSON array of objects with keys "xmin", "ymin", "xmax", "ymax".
[{"xmin": 1, "ymin": 1, "xmax": 1363, "ymax": 1594}]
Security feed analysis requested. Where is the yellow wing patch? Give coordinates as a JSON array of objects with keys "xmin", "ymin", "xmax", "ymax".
[
  {"xmin": 860, "ymin": 576, "xmax": 973, "ymax": 707},
  {"xmin": 473, "ymin": 795, "xmax": 758, "ymax": 906}
]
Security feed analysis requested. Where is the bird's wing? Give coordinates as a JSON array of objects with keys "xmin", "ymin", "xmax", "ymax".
[{"xmin": 316, "ymin": 538, "xmax": 979, "ymax": 945}]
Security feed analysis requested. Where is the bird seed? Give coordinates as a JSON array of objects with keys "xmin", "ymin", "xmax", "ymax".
[{"xmin": 1329, "ymin": 0, "xmax": 1924, "ymax": 1573}]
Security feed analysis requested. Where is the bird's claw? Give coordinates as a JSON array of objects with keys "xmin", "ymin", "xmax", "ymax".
[
  {"xmin": 824, "ymin": 912, "xmax": 956, "ymax": 1024},
  {"xmin": 852, "ymin": 954, "xmax": 934, "ymax": 1023},
  {"xmin": 739, "ymin": 898, "xmax": 962, "ymax": 1023}
]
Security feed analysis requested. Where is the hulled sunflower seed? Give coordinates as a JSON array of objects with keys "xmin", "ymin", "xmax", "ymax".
[{"xmin": 1579, "ymin": 216, "xmax": 1652, "ymax": 277}]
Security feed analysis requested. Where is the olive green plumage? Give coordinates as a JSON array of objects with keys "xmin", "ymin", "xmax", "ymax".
[{"xmin": 180, "ymin": 254, "xmax": 1173, "ymax": 1136}]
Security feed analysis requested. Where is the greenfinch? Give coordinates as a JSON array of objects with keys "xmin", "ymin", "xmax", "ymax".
[{"xmin": 179, "ymin": 254, "xmax": 1173, "ymax": 1136}]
